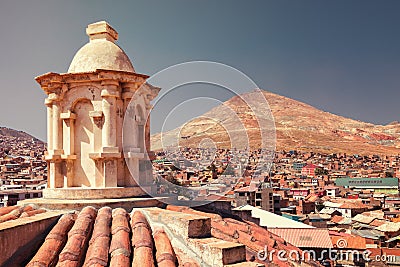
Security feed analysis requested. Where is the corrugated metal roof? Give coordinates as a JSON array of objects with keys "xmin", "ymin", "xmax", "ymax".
[
  {"xmin": 351, "ymin": 229, "xmax": 384, "ymax": 240},
  {"xmin": 233, "ymin": 205, "xmax": 314, "ymax": 229},
  {"xmin": 376, "ymin": 222, "xmax": 400, "ymax": 232},
  {"xmin": 269, "ymin": 228, "xmax": 333, "ymax": 248}
]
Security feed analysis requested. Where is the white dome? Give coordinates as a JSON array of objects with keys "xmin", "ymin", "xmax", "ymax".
[{"xmin": 67, "ymin": 21, "xmax": 135, "ymax": 73}]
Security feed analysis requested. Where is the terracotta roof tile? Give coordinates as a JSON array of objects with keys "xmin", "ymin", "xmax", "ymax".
[
  {"xmin": 369, "ymin": 219, "xmax": 386, "ymax": 227},
  {"xmin": 131, "ymin": 210, "xmax": 155, "ymax": 267},
  {"xmin": 0, "ymin": 205, "xmax": 19, "ymax": 216},
  {"xmin": 57, "ymin": 206, "xmax": 97, "ymax": 266},
  {"xmin": 14, "ymin": 205, "xmax": 328, "ymax": 266},
  {"xmin": 0, "ymin": 205, "xmax": 48, "ymax": 223},
  {"xmin": 330, "ymin": 234, "xmax": 366, "ymax": 250},
  {"xmin": 168, "ymin": 205, "xmax": 316, "ymax": 266},
  {"xmin": 20, "ymin": 208, "xmax": 46, "ymax": 218},
  {"xmin": 109, "ymin": 208, "xmax": 131, "ymax": 267},
  {"xmin": 153, "ymin": 227, "xmax": 177, "ymax": 267},
  {"xmin": 0, "ymin": 209, "xmax": 19, "ymax": 223},
  {"xmin": 83, "ymin": 206, "xmax": 112, "ymax": 266},
  {"xmin": 27, "ymin": 213, "xmax": 77, "ymax": 267}
]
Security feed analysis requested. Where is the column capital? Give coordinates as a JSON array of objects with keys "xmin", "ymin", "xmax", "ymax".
[
  {"xmin": 44, "ymin": 98, "xmax": 53, "ymax": 106},
  {"xmin": 101, "ymin": 88, "xmax": 120, "ymax": 98},
  {"xmin": 48, "ymin": 92, "xmax": 62, "ymax": 102},
  {"xmin": 60, "ymin": 111, "xmax": 76, "ymax": 120},
  {"xmin": 100, "ymin": 79, "xmax": 119, "ymax": 87}
]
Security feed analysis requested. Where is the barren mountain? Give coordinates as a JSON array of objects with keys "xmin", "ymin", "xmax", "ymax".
[
  {"xmin": 151, "ymin": 90, "xmax": 400, "ymax": 155},
  {"xmin": 0, "ymin": 127, "xmax": 42, "ymax": 141}
]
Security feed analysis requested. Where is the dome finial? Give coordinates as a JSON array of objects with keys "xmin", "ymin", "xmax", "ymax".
[{"xmin": 86, "ymin": 21, "xmax": 118, "ymax": 43}]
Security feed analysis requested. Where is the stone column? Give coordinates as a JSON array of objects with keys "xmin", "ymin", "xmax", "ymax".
[
  {"xmin": 61, "ymin": 111, "xmax": 77, "ymax": 188},
  {"xmin": 46, "ymin": 93, "xmax": 64, "ymax": 189},
  {"xmin": 100, "ymin": 80, "xmax": 120, "ymax": 188},
  {"xmin": 101, "ymin": 80, "xmax": 119, "ymax": 152},
  {"xmin": 144, "ymin": 101, "xmax": 152, "ymax": 156},
  {"xmin": 52, "ymin": 100, "xmax": 63, "ymax": 155},
  {"xmin": 45, "ymin": 98, "xmax": 53, "ymax": 152}
]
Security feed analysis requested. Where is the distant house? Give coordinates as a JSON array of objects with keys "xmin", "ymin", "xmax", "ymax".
[
  {"xmin": 335, "ymin": 177, "xmax": 399, "ymax": 194},
  {"xmin": 301, "ymin": 164, "xmax": 318, "ymax": 177},
  {"xmin": 0, "ymin": 189, "xmax": 42, "ymax": 207},
  {"xmin": 293, "ymin": 161, "xmax": 306, "ymax": 172},
  {"xmin": 323, "ymin": 201, "xmax": 369, "ymax": 218},
  {"xmin": 302, "ymin": 214, "xmax": 328, "ymax": 228},
  {"xmin": 325, "ymin": 185, "xmax": 340, "ymax": 198},
  {"xmin": 297, "ymin": 199, "xmax": 316, "ymax": 215},
  {"xmin": 290, "ymin": 188, "xmax": 310, "ymax": 200}
]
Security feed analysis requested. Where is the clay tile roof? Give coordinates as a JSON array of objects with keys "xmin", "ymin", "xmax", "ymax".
[
  {"xmin": 131, "ymin": 211, "xmax": 155, "ymax": 267},
  {"xmin": 27, "ymin": 213, "xmax": 77, "ymax": 267},
  {"xmin": 234, "ymin": 186, "xmax": 256, "ymax": 193},
  {"xmin": 0, "ymin": 205, "xmax": 48, "ymax": 223},
  {"xmin": 19, "ymin": 205, "xmax": 324, "ymax": 267},
  {"xmin": 153, "ymin": 227, "xmax": 177, "ymax": 267},
  {"xmin": 57, "ymin": 206, "xmax": 97, "ymax": 266},
  {"xmin": 109, "ymin": 208, "xmax": 131, "ymax": 266},
  {"xmin": 83, "ymin": 206, "xmax": 112, "ymax": 266}
]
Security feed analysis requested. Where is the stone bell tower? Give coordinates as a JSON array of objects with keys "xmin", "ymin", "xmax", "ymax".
[{"xmin": 35, "ymin": 21, "xmax": 160, "ymax": 200}]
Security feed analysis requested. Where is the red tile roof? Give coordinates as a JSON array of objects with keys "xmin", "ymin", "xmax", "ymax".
[
  {"xmin": 0, "ymin": 205, "xmax": 47, "ymax": 223},
  {"xmin": 83, "ymin": 206, "xmax": 112, "ymax": 266},
  {"xmin": 27, "ymin": 213, "xmax": 76, "ymax": 266},
  {"xmin": 57, "ymin": 206, "xmax": 97, "ymax": 266},
  {"xmin": 16, "ymin": 205, "xmax": 325, "ymax": 267},
  {"xmin": 109, "ymin": 208, "xmax": 131, "ymax": 266},
  {"xmin": 131, "ymin": 210, "xmax": 155, "ymax": 267},
  {"xmin": 167, "ymin": 205, "xmax": 321, "ymax": 267},
  {"xmin": 153, "ymin": 228, "xmax": 177, "ymax": 267}
]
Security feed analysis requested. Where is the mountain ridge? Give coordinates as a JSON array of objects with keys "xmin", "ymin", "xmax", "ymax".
[
  {"xmin": 0, "ymin": 126, "xmax": 43, "ymax": 142},
  {"xmin": 151, "ymin": 89, "xmax": 400, "ymax": 155}
]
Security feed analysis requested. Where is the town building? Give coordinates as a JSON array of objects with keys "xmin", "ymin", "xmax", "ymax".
[{"xmin": 335, "ymin": 177, "xmax": 399, "ymax": 194}]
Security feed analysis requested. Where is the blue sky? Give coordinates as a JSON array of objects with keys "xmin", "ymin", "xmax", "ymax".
[{"xmin": 0, "ymin": 0, "xmax": 399, "ymax": 140}]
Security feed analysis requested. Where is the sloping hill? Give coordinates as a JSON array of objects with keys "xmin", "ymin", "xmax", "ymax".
[
  {"xmin": 151, "ymin": 90, "xmax": 400, "ymax": 155},
  {"xmin": 0, "ymin": 127, "xmax": 41, "ymax": 141}
]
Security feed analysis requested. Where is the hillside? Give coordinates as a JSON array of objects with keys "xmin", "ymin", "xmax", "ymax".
[
  {"xmin": 151, "ymin": 90, "xmax": 400, "ymax": 155},
  {"xmin": 0, "ymin": 127, "xmax": 41, "ymax": 141}
]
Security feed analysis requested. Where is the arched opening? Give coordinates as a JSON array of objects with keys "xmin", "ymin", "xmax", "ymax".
[{"xmin": 72, "ymin": 99, "xmax": 95, "ymax": 187}]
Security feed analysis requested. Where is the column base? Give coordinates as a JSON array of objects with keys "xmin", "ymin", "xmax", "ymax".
[
  {"xmin": 43, "ymin": 186, "xmax": 149, "ymax": 199},
  {"xmin": 18, "ymin": 196, "xmax": 169, "ymax": 211}
]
